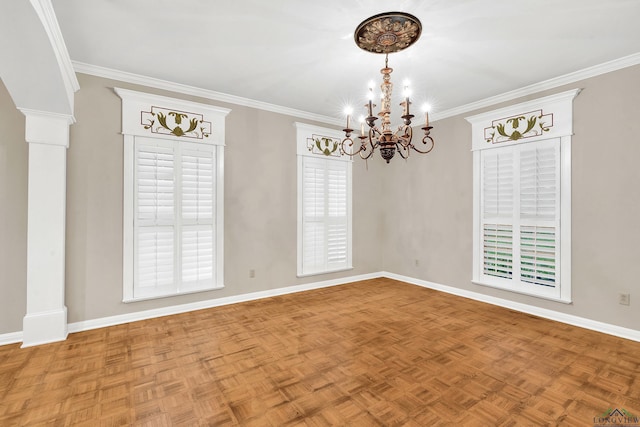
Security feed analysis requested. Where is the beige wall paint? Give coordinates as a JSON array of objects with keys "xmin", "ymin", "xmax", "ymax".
[
  {"xmin": 381, "ymin": 64, "xmax": 640, "ymax": 330},
  {"xmin": 64, "ymin": 73, "xmax": 382, "ymax": 323},
  {"xmin": 0, "ymin": 80, "xmax": 28, "ymax": 334}
]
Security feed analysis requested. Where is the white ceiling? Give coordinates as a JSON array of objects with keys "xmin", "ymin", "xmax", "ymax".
[{"xmin": 52, "ymin": 0, "xmax": 640, "ymax": 122}]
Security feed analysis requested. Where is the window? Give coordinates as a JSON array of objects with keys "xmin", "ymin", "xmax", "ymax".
[
  {"xmin": 116, "ymin": 88, "xmax": 230, "ymax": 301},
  {"xmin": 295, "ymin": 123, "xmax": 352, "ymax": 276},
  {"xmin": 479, "ymin": 139, "xmax": 562, "ymax": 299},
  {"xmin": 467, "ymin": 89, "xmax": 579, "ymax": 302}
]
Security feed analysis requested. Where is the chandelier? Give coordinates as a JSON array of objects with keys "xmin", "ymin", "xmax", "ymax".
[{"xmin": 341, "ymin": 12, "xmax": 434, "ymax": 164}]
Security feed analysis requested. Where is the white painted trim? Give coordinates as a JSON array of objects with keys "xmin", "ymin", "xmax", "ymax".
[
  {"xmin": 28, "ymin": 0, "xmax": 79, "ymax": 110},
  {"xmin": 122, "ymin": 135, "xmax": 134, "ymax": 302},
  {"xmin": 20, "ymin": 109, "xmax": 74, "ymax": 147},
  {"xmin": 69, "ymin": 272, "xmax": 382, "ymax": 334},
  {"xmin": 75, "ymin": 61, "xmax": 343, "ymax": 126},
  {"xmin": 434, "ymin": 52, "xmax": 640, "ymax": 122},
  {"xmin": 22, "ymin": 307, "xmax": 68, "ymax": 347},
  {"xmin": 471, "ymin": 150, "xmax": 481, "ymax": 283},
  {"xmin": 216, "ymin": 145, "xmax": 225, "ymax": 288},
  {"xmin": 0, "ymin": 331, "xmax": 23, "ymax": 346},
  {"xmin": 382, "ymin": 272, "xmax": 640, "ymax": 343},
  {"xmin": 559, "ymin": 136, "xmax": 572, "ymax": 303},
  {"xmin": 4, "ymin": 271, "xmax": 638, "ymax": 345}
]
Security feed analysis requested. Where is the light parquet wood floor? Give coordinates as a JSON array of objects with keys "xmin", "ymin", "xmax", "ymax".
[{"xmin": 1, "ymin": 278, "xmax": 639, "ymax": 426}]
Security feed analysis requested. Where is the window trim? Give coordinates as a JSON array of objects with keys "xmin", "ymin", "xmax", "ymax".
[
  {"xmin": 116, "ymin": 88, "xmax": 230, "ymax": 302},
  {"xmin": 467, "ymin": 89, "xmax": 579, "ymax": 303},
  {"xmin": 295, "ymin": 122, "xmax": 353, "ymax": 277}
]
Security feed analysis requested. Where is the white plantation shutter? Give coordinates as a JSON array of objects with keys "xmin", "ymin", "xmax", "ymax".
[
  {"xmin": 519, "ymin": 141, "xmax": 559, "ymax": 288},
  {"xmin": 327, "ymin": 163, "xmax": 348, "ymax": 268},
  {"xmin": 181, "ymin": 146, "xmax": 216, "ymax": 291},
  {"xmin": 132, "ymin": 138, "xmax": 220, "ymax": 299},
  {"xmin": 137, "ymin": 229, "xmax": 174, "ymax": 296},
  {"xmin": 479, "ymin": 138, "xmax": 561, "ymax": 298},
  {"xmin": 481, "ymin": 149, "xmax": 514, "ymax": 280},
  {"xmin": 136, "ymin": 145, "xmax": 175, "ymax": 223},
  {"xmin": 299, "ymin": 156, "xmax": 351, "ymax": 275},
  {"xmin": 135, "ymin": 143, "xmax": 176, "ymax": 298},
  {"xmin": 302, "ymin": 159, "xmax": 326, "ymax": 271}
]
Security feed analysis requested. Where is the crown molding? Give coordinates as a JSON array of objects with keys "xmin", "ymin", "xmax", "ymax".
[
  {"xmin": 432, "ymin": 52, "xmax": 640, "ymax": 122},
  {"xmin": 73, "ymin": 52, "xmax": 640, "ymax": 127},
  {"xmin": 72, "ymin": 61, "xmax": 343, "ymax": 127}
]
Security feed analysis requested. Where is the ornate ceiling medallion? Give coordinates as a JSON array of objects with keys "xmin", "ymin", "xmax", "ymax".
[{"xmin": 354, "ymin": 12, "xmax": 422, "ymax": 54}]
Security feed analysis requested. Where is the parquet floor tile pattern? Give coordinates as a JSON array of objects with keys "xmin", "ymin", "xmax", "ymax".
[{"xmin": 1, "ymin": 278, "xmax": 639, "ymax": 426}]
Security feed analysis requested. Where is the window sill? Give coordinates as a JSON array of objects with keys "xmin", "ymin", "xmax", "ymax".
[
  {"xmin": 471, "ymin": 280, "xmax": 572, "ymax": 304},
  {"xmin": 297, "ymin": 266, "xmax": 354, "ymax": 278},
  {"xmin": 123, "ymin": 284, "xmax": 225, "ymax": 303}
]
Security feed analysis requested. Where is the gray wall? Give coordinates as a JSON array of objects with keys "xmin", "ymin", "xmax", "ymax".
[
  {"xmin": 0, "ymin": 80, "xmax": 28, "ymax": 334},
  {"xmin": 380, "ymin": 64, "xmax": 640, "ymax": 331},
  {"xmin": 1, "ymin": 64, "xmax": 638, "ymax": 335}
]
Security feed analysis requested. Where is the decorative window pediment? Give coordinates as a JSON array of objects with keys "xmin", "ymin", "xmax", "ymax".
[
  {"xmin": 115, "ymin": 87, "xmax": 229, "ymax": 144},
  {"xmin": 467, "ymin": 89, "xmax": 580, "ymax": 151}
]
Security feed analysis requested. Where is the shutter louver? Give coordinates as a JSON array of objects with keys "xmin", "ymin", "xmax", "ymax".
[
  {"xmin": 182, "ymin": 228, "xmax": 214, "ymax": 286},
  {"xmin": 181, "ymin": 146, "xmax": 215, "ymax": 290},
  {"xmin": 483, "ymin": 224, "xmax": 513, "ymax": 279},
  {"xmin": 482, "ymin": 150, "xmax": 513, "ymax": 218},
  {"xmin": 482, "ymin": 149, "xmax": 514, "ymax": 280},
  {"xmin": 137, "ymin": 229, "xmax": 174, "ymax": 290},
  {"xmin": 521, "ymin": 225, "xmax": 556, "ymax": 287},
  {"xmin": 135, "ymin": 143, "xmax": 176, "ymax": 297},
  {"xmin": 520, "ymin": 145, "xmax": 557, "ymax": 220},
  {"xmin": 137, "ymin": 146, "xmax": 174, "ymax": 223},
  {"xmin": 327, "ymin": 164, "xmax": 348, "ymax": 267},
  {"xmin": 520, "ymin": 142, "xmax": 559, "ymax": 288},
  {"xmin": 182, "ymin": 148, "xmax": 215, "ymax": 221},
  {"xmin": 302, "ymin": 158, "xmax": 326, "ymax": 273}
]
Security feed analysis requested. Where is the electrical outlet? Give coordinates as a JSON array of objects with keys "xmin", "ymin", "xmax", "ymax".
[
  {"xmin": 249, "ymin": 269, "xmax": 255, "ymax": 278},
  {"xmin": 619, "ymin": 293, "xmax": 630, "ymax": 306}
]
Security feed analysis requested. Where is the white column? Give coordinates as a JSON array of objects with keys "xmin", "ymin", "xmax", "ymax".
[{"xmin": 21, "ymin": 110, "xmax": 73, "ymax": 347}]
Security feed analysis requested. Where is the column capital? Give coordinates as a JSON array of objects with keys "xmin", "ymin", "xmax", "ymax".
[{"xmin": 19, "ymin": 108, "xmax": 75, "ymax": 147}]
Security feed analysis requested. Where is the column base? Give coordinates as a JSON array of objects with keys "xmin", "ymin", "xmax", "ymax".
[{"xmin": 22, "ymin": 307, "xmax": 68, "ymax": 347}]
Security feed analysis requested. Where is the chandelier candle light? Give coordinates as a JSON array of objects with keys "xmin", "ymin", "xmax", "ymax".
[{"xmin": 341, "ymin": 12, "xmax": 435, "ymax": 163}]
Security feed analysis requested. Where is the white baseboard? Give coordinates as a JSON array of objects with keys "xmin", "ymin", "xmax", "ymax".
[
  {"xmin": 2, "ymin": 271, "xmax": 638, "ymax": 345},
  {"xmin": 21, "ymin": 307, "xmax": 68, "ymax": 348},
  {"xmin": 67, "ymin": 272, "xmax": 381, "ymax": 334},
  {"xmin": 381, "ymin": 272, "xmax": 640, "ymax": 343},
  {"xmin": 0, "ymin": 331, "xmax": 23, "ymax": 346}
]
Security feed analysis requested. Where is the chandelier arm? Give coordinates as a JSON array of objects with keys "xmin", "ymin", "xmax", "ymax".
[
  {"xmin": 396, "ymin": 143, "xmax": 409, "ymax": 160},
  {"xmin": 395, "ymin": 125, "xmax": 412, "ymax": 147},
  {"xmin": 411, "ymin": 135, "xmax": 435, "ymax": 154},
  {"xmin": 340, "ymin": 136, "xmax": 367, "ymax": 157},
  {"xmin": 359, "ymin": 146, "xmax": 376, "ymax": 160}
]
